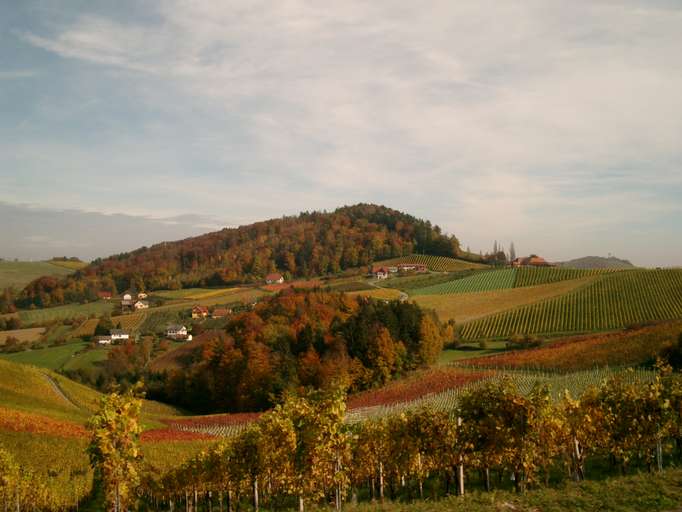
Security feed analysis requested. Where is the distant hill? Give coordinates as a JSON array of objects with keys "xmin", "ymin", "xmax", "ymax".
[
  {"xmin": 16, "ymin": 204, "xmax": 466, "ymax": 308},
  {"xmin": 557, "ymin": 256, "xmax": 635, "ymax": 269}
]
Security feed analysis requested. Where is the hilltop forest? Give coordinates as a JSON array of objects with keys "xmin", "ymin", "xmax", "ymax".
[{"xmin": 13, "ymin": 204, "xmax": 462, "ymax": 309}]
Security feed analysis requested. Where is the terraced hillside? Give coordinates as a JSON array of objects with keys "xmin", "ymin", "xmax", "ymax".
[
  {"xmin": 460, "ymin": 269, "xmax": 682, "ymax": 339},
  {"xmin": 375, "ymin": 254, "xmax": 488, "ymax": 272}
]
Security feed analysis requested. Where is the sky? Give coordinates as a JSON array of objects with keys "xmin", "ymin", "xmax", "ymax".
[{"xmin": 1, "ymin": 1, "xmax": 681, "ymax": 266}]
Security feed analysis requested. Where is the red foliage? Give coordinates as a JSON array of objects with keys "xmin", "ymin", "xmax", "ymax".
[
  {"xmin": 347, "ymin": 368, "xmax": 490, "ymax": 409},
  {"xmin": 0, "ymin": 407, "xmax": 87, "ymax": 439},
  {"xmin": 140, "ymin": 428, "xmax": 216, "ymax": 442},
  {"xmin": 163, "ymin": 412, "xmax": 261, "ymax": 428}
]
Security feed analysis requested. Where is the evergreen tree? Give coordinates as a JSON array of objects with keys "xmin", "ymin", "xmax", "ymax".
[{"xmin": 509, "ymin": 241, "xmax": 516, "ymax": 261}]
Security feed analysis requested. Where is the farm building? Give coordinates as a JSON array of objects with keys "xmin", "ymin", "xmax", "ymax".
[
  {"xmin": 97, "ymin": 291, "xmax": 112, "ymax": 300},
  {"xmin": 166, "ymin": 324, "xmax": 189, "ymax": 340},
  {"xmin": 137, "ymin": 292, "xmax": 148, "ymax": 300},
  {"xmin": 110, "ymin": 329, "xmax": 129, "ymax": 343},
  {"xmin": 134, "ymin": 300, "xmax": 149, "ymax": 310},
  {"xmin": 211, "ymin": 308, "xmax": 232, "ymax": 319},
  {"xmin": 192, "ymin": 305, "xmax": 209, "ymax": 319},
  {"xmin": 512, "ymin": 255, "xmax": 553, "ymax": 268},
  {"xmin": 265, "ymin": 273, "xmax": 284, "ymax": 284},
  {"xmin": 95, "ymin": 335, "xmax": 112, "ymax": 345},
  {"xmin": 372, "ymin": 266, "xmax": 390, "ymax": 280}
]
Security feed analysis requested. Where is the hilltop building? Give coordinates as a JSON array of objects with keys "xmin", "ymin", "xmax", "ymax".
[{"xmin": 511, "ymin": 255, "xmax": 553, "ymax": 267}]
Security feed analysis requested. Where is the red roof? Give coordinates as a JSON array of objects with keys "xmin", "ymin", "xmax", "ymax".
[
  {"xmin": 266, "ymin": 273, "xmax": 283, "ymax": 281},
  {"xmin": 192, "ymin": 305, "xmax": 209, "ymax": 313},
  {"xmin": 97, "ymin": 291, "xmax": 112, "ymax": 298}
]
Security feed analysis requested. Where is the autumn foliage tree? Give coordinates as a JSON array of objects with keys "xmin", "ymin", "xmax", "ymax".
[{"xmin": 87, "ymin": 384, "xmax": 144, "ymax": 511}]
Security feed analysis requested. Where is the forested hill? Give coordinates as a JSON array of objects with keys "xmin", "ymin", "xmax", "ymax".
[{"xmin": 16, "ymin": 204, "xmax": 461, "ymax": 308}]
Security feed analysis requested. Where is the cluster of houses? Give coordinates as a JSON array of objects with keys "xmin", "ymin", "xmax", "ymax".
[
  {"xmin": 371, "ymin": 263, "xmax": 428, "ymax": 280},
  {"xmin": 191, "ymin": 305, "xmax": 232, "ymax": 319},
  {"xmin": 95, "ymin": 289, "xmax": 150, "ymax": 313}
]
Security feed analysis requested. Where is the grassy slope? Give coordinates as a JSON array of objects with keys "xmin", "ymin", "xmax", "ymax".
[
  {"xmin": 332, "ymin": 469, "xmax": 682, "ymax": 512},
  {"xmin": 414, "ymin": 276, "xmax": 597, "ymax": 323},
  {"xmin": 461, "ymin": 269, "xmax": 682, "ymax": 339},
  {"xmin": 0, "ymin": 341, "xmax": 89, "ymax": 370},
  {"xmin": 0, "ymin": 260, "xmax": 78, "ymax": 289}
]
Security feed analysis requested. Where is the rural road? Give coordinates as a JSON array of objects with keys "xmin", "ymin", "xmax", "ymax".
[{"xmin": 43, "ymin": 373, "xmax": 79, "ymax": 409}]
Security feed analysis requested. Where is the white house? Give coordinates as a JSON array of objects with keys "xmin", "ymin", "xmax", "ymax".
[
  {"xmin": 134, "ymin": 300, "xmax": 149, "ymax": 310},
  {"xmin": 137, "ymin": 292, "xmax": 148, "ymax": 300},
  {"xmin": 122, "ymin": 292, "xmax": 133, "ymax": 301},
  {"xmin": 166, "ymin": 324, "xmax": 188, "ymax": 340},
  {"xmin": 110, "ymin": 329, "xmax": 129, "ymax": 343}
]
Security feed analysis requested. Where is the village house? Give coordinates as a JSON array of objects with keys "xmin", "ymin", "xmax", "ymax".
[
  {"xmin": 372, "ymin": 266, "xmax": 390, "ymax": 280},
  {"xmin": 110, "ymin": 329, "xmax": 129, "ymax": 343},
  {"xmin": 133, "ymin": 300, "xmax": 149, "ymax": 310},
  {"xmin": 192, "ymin": 305, "xmax": 209, "ymax": 319},
  {"xmin": 137, "ymin": 292, "xmax": 148, "ymax": 300},
  {"xmin": 211, "ymin": 308, "xmax": 232, "ymax": 319},
  {"xmin": 265, "ymin": 273, "xmax": 284, "ymax": 284},
  {"xmin": 97, "ymin": 291, "xmax": 112, "ymax": 301},
  {"xmin": 166, "ymin": 324, "xmax": 189, "ymax": 340}
]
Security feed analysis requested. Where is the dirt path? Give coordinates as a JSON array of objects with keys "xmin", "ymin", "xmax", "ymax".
[{"xmin": 43, "ymin": 373, "xmax": 79, "ymax": 409}]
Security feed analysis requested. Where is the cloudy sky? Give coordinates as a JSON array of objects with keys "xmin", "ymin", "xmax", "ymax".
[{"xmin": 1, "ymin": 1, "xmax": 681, "ymax": 265}]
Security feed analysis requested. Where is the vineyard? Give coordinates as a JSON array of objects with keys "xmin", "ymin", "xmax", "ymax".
[
  {"xmin": 458, "ymin": 320, "xmax": 682, "ymax": 371},
  {"xmin": 514, "ymin": 266, "xmax": 616, "ymax": 287},
  {"xmin": 414, "ymin": 276, "xmax": 596, "ymax": 323},
  {"xmin": 460, "ymin": 269, "xmax": 682, "ymax": 339},
  {"xmin": 374, "ymin": 254, "xmax": 488, "ymax": 272},
  {"xmin": 414, "ymin": 268, "xmax": 517, "ymax": 295}
]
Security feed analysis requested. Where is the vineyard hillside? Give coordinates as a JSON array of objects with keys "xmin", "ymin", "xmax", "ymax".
[
  {"xmin": 413, "ymin": 275, "xmax": 597, "ymax": 323},
  {"xmin": 460, "ymin": 269, "xmax": 682, "ymax": 339},
  {"xmin": 374, "ymin": 254, "xmax": 488, "ymax": 272},
  {"xmin": 413, "ymin": 268, "xmax": 516, "ymax": 294}
]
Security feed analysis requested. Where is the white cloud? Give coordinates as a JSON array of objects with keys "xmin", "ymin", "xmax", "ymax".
[{"xmin": 8, "ymin": 0, "xmax": 682, "ymax": 265}]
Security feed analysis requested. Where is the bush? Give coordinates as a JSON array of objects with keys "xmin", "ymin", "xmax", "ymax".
[{"xmin": 506, "ymin": 333, "xmax": 543, "ymax": 350}]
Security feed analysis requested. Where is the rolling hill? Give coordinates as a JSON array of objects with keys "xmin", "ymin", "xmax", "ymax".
[
  {"xmin": 0, "ymin": 260, "xmax": 84, "ymax": 290},
  {"xmin": 16, "ymin": 204, "xmax": 468, "ymax": 309},
  {"xmin": 558, "ymin": 255, "xmax": 635, "ymax": 269}
]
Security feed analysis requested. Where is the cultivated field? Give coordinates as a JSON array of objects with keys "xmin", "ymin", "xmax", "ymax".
[
  {"xmin": 0, "ymin": 327, "xmax": 45, "ymax": 344},
  {"xmin": 460, "ymin": 269, "xmax": 682, "ymax": 339},
  {"xmin": 374, "ymin": 254, "xmax": 488, "ymax": 272},
  {"xmin": 6, "ymin": 300, "xmax": 116, "ymax": 324},
  {"xmin": 514, "ymin": 266, "xmax": 615, "ymax": 287},
  {"xmin": 414, "ymin": 268, "xmax": 517, "ymax": 295},
  {"xmin": 0, "ymin": 341, "xmax": 89, "ymax": 370}
]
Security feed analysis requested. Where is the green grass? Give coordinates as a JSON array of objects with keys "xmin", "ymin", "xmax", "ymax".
[
  {"xmin": 0, "ymin": 341, "xmax": 89, "ymax": 370},
  {"xmin": 437, "ymin": 342, "xmax": 508, "ymax": 364},
  {"xmin": 62, "ymin": 346, "xmax": 110, "ymax": 372},
  {"xmin": 0, "ymin": 260, "xmax": 77, "ymax": 290},
  {"xmin": 326, "ymin": 468, "xmax": 682, "ymax": 512},
  {"xmin": 460, "ymin": 269, "xmax": 682, "ymax": 340},
  {"xmin": 414, "ymin": 268, "xmax": 517, "ymax": 295},
  {"xmin": 12, "ymin": 300, "xmax": 115, "ymax": 324}
]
